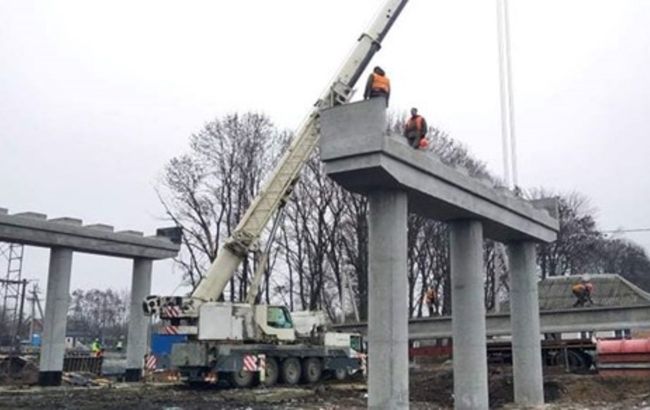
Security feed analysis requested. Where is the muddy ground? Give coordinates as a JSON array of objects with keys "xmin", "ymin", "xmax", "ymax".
[{"xmin": 0, "ymin": 364, "xmax": 649, "ymax": 409}]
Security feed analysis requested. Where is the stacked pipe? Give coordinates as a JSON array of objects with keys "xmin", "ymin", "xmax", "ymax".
[{"xmin": 597, "ymin": 338, "xmax": 650, "ymax": 376}]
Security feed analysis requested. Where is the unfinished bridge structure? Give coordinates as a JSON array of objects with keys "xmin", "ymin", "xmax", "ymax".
[
  {"xmin": 0, "ymin": 209, "xmax": 180, "ymax": 385},
  {"xmin": 320, "ymin": 98, "xmax": 560, "ymax": 410}
]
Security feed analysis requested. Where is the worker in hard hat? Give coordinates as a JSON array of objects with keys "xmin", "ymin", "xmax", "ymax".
[
  {"xmin": 363, "ymin": 66, "xmax": 390, "ymax": 106},
  {"xmin": 572, "ymin": 278, "xmax": 594, "ymax": 307},
  {"xmin": 404, "ymin": 107, "xmax": 428, "ymax": 149},
  {"xmin": 422, "ymin": 286, "xmax": 437, "ymax": 316}
]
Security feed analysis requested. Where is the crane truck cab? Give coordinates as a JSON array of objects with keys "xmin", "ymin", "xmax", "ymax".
[{"xmin": 197, "ymin": 302, "xmax": 296, "ymax": 342}]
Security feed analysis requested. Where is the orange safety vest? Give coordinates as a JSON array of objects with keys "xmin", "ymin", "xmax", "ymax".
[
  {"xmin": 406, "ymin": 116, "xmax": 424, "ymax": 133},
  {"xmin": 371, "ymin": 73, "xmax": 390, "ymax": 93},
  {"xmin": 572, "ymin": 283, "xmax": 585, "ymax": 294},
  {"xmin": 425, "ymin": 288, "xmax": 436, "ymax": 304}
]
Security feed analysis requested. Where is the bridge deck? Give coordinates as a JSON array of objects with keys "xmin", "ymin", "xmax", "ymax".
[{"xmin": 320, "ymin": 98, "xmax": 559, "ymax": 242}]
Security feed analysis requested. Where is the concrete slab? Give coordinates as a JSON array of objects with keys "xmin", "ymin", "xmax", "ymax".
[
  {"xmin": 320, "ymin": 99, "xmax": 559, "ymax": 243},
  {"xmin": 333, "ymin": 304, "xmax": 650, "ymax": 339},
  {"xmin": 49, "ymin": 217, "xmax": 83, "ymax": 226},
  {"xmin": 117, "ymin": 230, "xmax": 144, "ymax": 236},
  {"xmin": 13, "ymin": 212, "xmax": 47, "ymax": 220},
  {"xmin": 0, "ymin": 209, "xmax": 179, "ymax": 259},
  {"xmin": 84, "ymin": 223, "xmax": 115, "ymax": 232}
]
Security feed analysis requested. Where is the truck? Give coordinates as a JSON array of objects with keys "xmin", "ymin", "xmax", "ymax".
[
  {"xmin": 143, "ymin": 0, "xmax": 410, "ymax": 387},
  {"xmin": 169, "ymin": 303, "xmax": 364, "ymax": 386}
]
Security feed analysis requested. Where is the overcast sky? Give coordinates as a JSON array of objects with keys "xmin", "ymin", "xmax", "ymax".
[{"xmin": 1, "ymin": 0, "xmax": 649, "ymax": 299}]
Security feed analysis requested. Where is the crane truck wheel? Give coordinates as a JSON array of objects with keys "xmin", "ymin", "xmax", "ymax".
[
  {"xmin": 280, "ymin": 357, "xmax": 302, "ymax": 385},
  {"xmin": 333, "ymin": 368, "xmax": 347, "ymax": 381},
  {"xmin": 260, "ymin": 357, "xmax": 279, "ymax": 387},
  {"xmin": 301, "ymin": 357, "xmax": 323, "ymax": 384},
  {"xmin": 230, "ymin": 369, "xmax": 255, "ymax": 388}
]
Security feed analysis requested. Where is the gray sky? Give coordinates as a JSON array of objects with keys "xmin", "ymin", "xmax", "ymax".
[{"xmin": 1, "ymin": 0, "xmax": 649, "ymax": 297}]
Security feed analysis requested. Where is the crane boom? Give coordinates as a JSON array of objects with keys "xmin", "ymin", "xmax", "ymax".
[{"xmin": 191, "ymin": 0, "xmax": 409, "ymax": 302}]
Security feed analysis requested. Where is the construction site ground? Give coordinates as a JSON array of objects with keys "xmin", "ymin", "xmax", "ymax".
[{"xmin": 1, "ymin": 362, "xmax": 649, "ymax": 409}]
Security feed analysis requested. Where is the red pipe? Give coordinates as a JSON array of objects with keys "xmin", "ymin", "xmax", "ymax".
[{"xmin": 597, "ymin": 338, "xmax": 650, "ymax": 354}]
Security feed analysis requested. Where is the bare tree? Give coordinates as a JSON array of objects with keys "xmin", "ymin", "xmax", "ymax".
[
  {"xmin": 67, "ymin": 288, "xmax": 129, "ymax": 345},
  {"xmin": 528, "ymin": 190, "xmax": 602, "ymax": 278},
  {"xmin": 158, "ymin": 113, "xmax": 288, "ymax": 300},
  {"xmin": 159, "ymin": 109, "xmax": 650, "ymax": 323}
]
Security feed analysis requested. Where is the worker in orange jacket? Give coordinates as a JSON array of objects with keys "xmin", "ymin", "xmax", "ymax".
[
  {"xmin": 404, "ymin": 107, "xmax": 428, "ymax": 149},
  {"xmin": 422, "ymin": 286, "xmax": 437, "ymax": 316},
  {"xmin": 572, "ymin": 279, "xmax": 594, "ymax": 307},
  {"xmin": 364, "ymin": 66, "xmax": 390, "ymax": 106}
]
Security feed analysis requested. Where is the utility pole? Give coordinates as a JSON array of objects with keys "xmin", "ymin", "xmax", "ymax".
[
  {"xmin": 13, "ymin": 280, "xmax": 27, "ymax": 353},
  {"xmin": 0, "ymin": 278, "xmax": 28, "ymax": 353},
  {"xmin": 28, "ymin": 284, "xmax": 42, "ymax": 345},
  {"xmin": 0, "ymin": 243, "xmax": 25, "ymax": 347},
  {"xmin": 497, "ymin": 0, "xmax": 518, "ymax": 189}
]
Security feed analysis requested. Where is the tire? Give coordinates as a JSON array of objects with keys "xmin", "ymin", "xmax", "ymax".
[
  {"xmin": 334, "ymin": 368, "xmax": 347, "ymax": 381},
  {"xmin": 281, "ymin": 357, "xmax": 302, "ymax": 385},
  {"xmin": 301, "ymin": 357, "xmax": 323, "ymax": 384},
  {"xmin": 261, "ymin": 357, "xmax": 279, "ymax": 387},
  {"xmin": 551, "ymin": 349, "xmax": 588, "ymax": 373},
  {"xmin": 230, "ymin": 369, "xmax": 255, "ymax": 388}
]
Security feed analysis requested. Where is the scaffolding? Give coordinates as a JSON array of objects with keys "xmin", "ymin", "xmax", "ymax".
[{"xmin": 0, "ymin": 242, "xmax": 26, "ymax": 347}]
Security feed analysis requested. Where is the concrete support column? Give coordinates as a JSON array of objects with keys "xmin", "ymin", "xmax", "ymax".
[
  {"xmin": 450, "ymin": 220, "xmax": 488, "ymax": 410},
  {"xmin": 39, "ymin": 247, "xmax": 73, "ymax": 386},
  {"xmin": 125, "ymin": 258, "xmax": 153, "ymax": 382},
  {"xmin": 367, "ymin": 190, "xmax": 409, "ymax": 410},
  {"xmin": 507, "ymin": 241, "xmax": 544, "ymax": 405}
]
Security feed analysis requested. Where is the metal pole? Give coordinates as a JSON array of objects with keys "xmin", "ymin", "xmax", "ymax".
[
  {"xmin": 503, "ymin": 0, "xmax": 518, "ymax": 188},
  {"xmin": 496, "ymin": 0, "xmax": 518, "ymax": 189},
  {"xmin": 29, "ymin": 285, "xmax": 36, "ymax": 344}
]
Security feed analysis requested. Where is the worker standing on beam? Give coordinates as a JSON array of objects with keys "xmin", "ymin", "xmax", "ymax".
[
  {"xmin": 363, "ymin": 66, "xmax": 390, "ymax": 106},
  {"xmin": 572, "ymin": 277, "xmax": 594, "ymax": 307},
  {"xmin": 421, "ymin": 286, "xmax": 437, "ymax": 316},
  {"xmin": 404, "ymin": 107, "xmax": 428, "ymax": 149}
]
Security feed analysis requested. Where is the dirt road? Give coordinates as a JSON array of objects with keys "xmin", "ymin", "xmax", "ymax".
[{"xmin": 1, "ymin": 367, "xmax": 649, "ymax": 409}]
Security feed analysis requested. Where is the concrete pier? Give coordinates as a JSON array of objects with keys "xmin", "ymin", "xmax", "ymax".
[
  {"xmin": 450, "ymin": 220, "xmax": 488, "ymax": 410},
  {"xmin": 319, "ymin": 99, "xmax": 559, "ymax": 409},
  {"xmin": 125, "ymin": 258, "xmax": 153, "ymax": 382},
  {"xmin": 367, "ymin": 190, "xmax": 409, "ymax": 410},
  {"xmin": 38, "ymin": 247, "xmax": 74, "ymax": 386},
  {"xmin": 508, "ymin": 242, "xmax": 544, "ymax": 405}
]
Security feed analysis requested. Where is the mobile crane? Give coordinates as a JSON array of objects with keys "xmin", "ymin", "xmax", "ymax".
[{"xmin": 143, "ymin": 0, "xmax": 409, "ymax": 387}]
